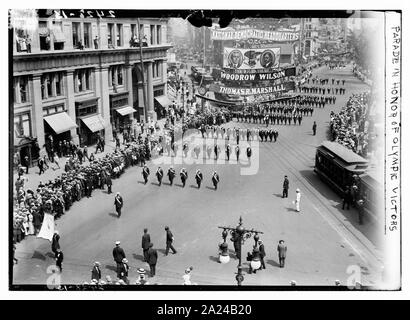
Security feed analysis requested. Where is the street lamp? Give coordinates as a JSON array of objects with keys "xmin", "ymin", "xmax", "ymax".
[{"xmin": 218, "ymin": 216, "xmax": 263, "ymax": 286}]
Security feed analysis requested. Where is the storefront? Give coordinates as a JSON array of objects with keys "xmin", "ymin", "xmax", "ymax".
[
  {"xmin": 154, "ymin": 95, "xmax": 172, "ymax": 120},
  {"xmin": 43, "ymin": 111, "xmax": 78, "ymax": 147},
  {"xmin": 109, "ymin": 92, "xmax": 136, "ymax": 133},
  {"xmin": 75, "ymin": 97, "xmax": 103, "ymax": 147},
  {"xmin": 13, "ymin": 136, "xmax": 39, "ymax": 169}
]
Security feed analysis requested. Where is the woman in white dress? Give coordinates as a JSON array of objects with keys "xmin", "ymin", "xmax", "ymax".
[{"xmin": 295, "ymin": 188, "xmax": 301, "ymax": 212}]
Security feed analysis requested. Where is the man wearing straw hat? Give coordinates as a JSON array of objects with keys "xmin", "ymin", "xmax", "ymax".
[{"xmin": 113, "ymin": 241, "xmax": 126, "ymax": 278}]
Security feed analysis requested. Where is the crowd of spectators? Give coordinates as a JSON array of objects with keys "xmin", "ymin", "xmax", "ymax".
[{"xmin": 329, "ymin": 92, "xmax": 371, "ymax": 157}]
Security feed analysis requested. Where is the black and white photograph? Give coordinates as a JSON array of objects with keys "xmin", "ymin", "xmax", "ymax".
[{"xmin": 5, "ymin": 4, "xmax": 405, "ymax": 298}]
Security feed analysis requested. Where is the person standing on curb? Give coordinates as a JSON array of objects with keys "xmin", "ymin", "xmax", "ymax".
[{"xmin": 277, "ymin": 240, "xmax": 287, "ymax": 268}]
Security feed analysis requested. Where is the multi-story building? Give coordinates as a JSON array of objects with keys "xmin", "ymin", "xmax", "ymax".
[{"xmin": 12, "ymin": 10, "xmax": 172, "ymax": 166}]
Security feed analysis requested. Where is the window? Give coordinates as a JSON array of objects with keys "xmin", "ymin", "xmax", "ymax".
[
  {"xmin": 76, "ymin": 102, "xmax": 97, "ymax": 117},
  {"xmin": 14, "ymin": 113, "xmax": 31, "ymax": 137},
  {"xmin": 43, "ymin": 104, "xmax": 66, "ymax": 116},
  {"xmin": 84, "ymin": 23, "xmax": 91, "ymax": 48},
  {"xmin": 131, "ymin": 24, "xmax": 137, "ymax": 37},
  {"xmin": 39, "ymin": 21, "xmax": 51, "ymax": 51},
  {"xmin": 55, "ymin": 73, "xmax": 63, "ymax": 96},
  {"xmin": 116, "ymin": 24, "xmax": 123, "ymax": 47},
  {"xmin": 150, "ymin": 25, "xmax": 155, "ymax": 44},
  {"xmin": 14, "ymin": 76, "xmax": 30, "ymax": 104},
  {"xmin": 15, "ymin": 28, "xmax": 30, "ymax": 53},
  {"xmin": 72, "ymin": 22, "xmax": 81, "ymax": 48},
  {"xmin": 74, "ymin": 69, "xmax": 92, "ymax": 93},
  {"xmin": 52, "ymin": 21, "xmax": 65, "ymax": 50},
  {"xmin": 107, "ymin": 23, "xmax": 114, "ymax": 48},
  {"xmin": 156, "ymin": 25, "xmax": 161, "ymax": 44},
  {"xmin": 41, "ymin": 72, "xmax": 65, "ymax": 99},
  {"xmin": 109, "ymin": 65, "xmax": 124, "ymax": 87}
]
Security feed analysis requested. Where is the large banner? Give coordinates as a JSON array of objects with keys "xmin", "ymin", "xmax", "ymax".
[
  {"xmin": 220, "ymin": 67, "xmax": 296, "ymax": 82},
  {"xmin": 224, "ymin": 47, "xmax": 280, "ymax": 70},
  {"xmin": 209, "ymin": 82, "xmax": 295, "ymax": 96},
  {"xmin": 211, "ymin": 28, "xmax": 299, "ymax": 42}
]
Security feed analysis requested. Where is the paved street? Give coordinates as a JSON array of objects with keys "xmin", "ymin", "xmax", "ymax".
[{"xmin": 13, "ymin": 65, "xmax": 385, "ymax": 287}]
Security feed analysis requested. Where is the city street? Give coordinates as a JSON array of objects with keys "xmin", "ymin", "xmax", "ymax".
[{"xmin": 13, "ymin": 65, "xmax": 385, "ymax": 286}]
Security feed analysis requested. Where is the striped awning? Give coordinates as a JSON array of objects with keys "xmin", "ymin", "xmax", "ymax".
[
  {"xmin": 81, "ymin": 115, "xmax": 106, "ymax": 133},
  {"xmin": 44, "ymin": 112, "xmax": 77, "ymax": 134},
  {"xmin": 116, "ymin": 106, "xmax": 136, "ymax": 116}
]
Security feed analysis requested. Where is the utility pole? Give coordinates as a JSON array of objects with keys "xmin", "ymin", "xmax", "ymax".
[
  {"xmin": 137, "ymin": 18, "xmax": 148, "ymax": 123},
  {"xmin": 299, "ymin": 17, "xmax": 304, "ymax": 62}
]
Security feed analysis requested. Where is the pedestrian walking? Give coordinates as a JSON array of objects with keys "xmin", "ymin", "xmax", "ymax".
[
  {"xmin": 156, "ymin": 166, "xmax": 164, "ymax": 186},
  {"xmin": 167, "ymin": 166, "xmax": 176, "ymax": 185},
  {"xmin": 38, "ymin": 157, "xmax": 45, "ymax": 175},
  {"xmin": 147, "ymin": 243, "xmax": 158, "ymax": 277},
  {"xmin": 142, "ymin": 165, "xmax": 150, "ymax": 184},
  {"xmin": 258, "ymin": 240, "xmax": 266, "ymax": 270},
  {"xmin": 180, "ymin": 168, "xmax": 188, "ymax": 187},
  {"xmin": 112, "ymin": 241, "xmax": 126, "ymax": 278},
  {"xmin": 294, "ymin": 188, "xmax": 301, "ymax": 212},
  {"xmin": 91, "ymin": 261, "xmax": 101, "ymax": 282},
  {"xmin": 282, "ymin": 175, "xmax": 289, "ymax": 198},
  {"xmin": 312, "ymin": 121, "xmax": 317, "ymax": 136},
  {"xmin": 55, "ymin": 248, "xmax": 64, "ymax": 272},
  {"xmin": 141, "ymin": 228, "xmax": 151, "ymax": 262},
  {"xmin": 195, "ymin": 169, "xmax": 203, "ymax": 188},
  {"xmin": 114, "ymin": 192, "xmax": 123, "ymax": 218},
  {"xmin": 51, "ymin": 231, "xmax": 60, "ymax": 257},
  {"xmin": 164, "ymin": 226, "xmax": 177, "ymax": 255},
  {"xmin": 277, "ymin": 240, "xmax": 287, "ymax": 268},
  {"xmin": 212, "ymin": 171, "xmax": 220, "ymax": 190}
]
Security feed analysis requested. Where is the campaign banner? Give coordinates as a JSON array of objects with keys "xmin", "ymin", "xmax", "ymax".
[
  {"xmin": 211, "ymin": 28, "xmax": 299, "ymax": 42},
  {"xmin": 224, "ymin": 47, "xmax": 280, "ymax": 70},
  {"xmin": 220, "ymin": 67, "xmax": 296, "ymax": 82},
  {"xmin": 209, "ymin": 82, "xmax": 295, "ymax": 96}
]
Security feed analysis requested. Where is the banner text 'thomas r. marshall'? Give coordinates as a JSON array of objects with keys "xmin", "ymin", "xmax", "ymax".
[{"xmin": 209, "ymin": 82, "xmax": 295, "ymax": 96}]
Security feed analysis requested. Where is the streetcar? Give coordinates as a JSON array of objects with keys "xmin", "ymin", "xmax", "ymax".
[
  {"xmin": 358, "ymin": 171, "xmax": 383, "ymax": 219},
  {"xmin": 314, "ymin": 141, "xmax": 369, "ymax": 196}
]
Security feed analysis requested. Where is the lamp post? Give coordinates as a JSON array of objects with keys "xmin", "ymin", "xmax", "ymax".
[{"xmin": 218, "ymin": 216, "xmax": 263, "ymax": 286}]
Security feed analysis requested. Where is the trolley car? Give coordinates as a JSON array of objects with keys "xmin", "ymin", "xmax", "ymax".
[{"xmin": 314, "ymin": 141, "xmax": 369, "ymax": 196}]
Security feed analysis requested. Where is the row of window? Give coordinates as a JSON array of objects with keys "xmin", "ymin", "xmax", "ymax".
[{"xmin": 15, "ymin": 21, "xmax": 163, "ymax": 52}]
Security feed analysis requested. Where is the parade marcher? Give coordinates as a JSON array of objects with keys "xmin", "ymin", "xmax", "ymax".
[
  {"xmin": 235, "ymin": 145, "xmax": 240, "ymax": 161},
  {"xmin": 114, "ymin": 192, "xmax": 123, "ymax": 218},
  {"xmin": 106, "ymin": 173, "xmax": 112, "ymax": 194},
  {"xmin": 141, "ymin": 228, "xmax": 151, "ymax": 262},
  {"xmin": 277, "ymin": 240, "xmax": 287, "ymax": 268},
  {"xmin": 212, "ymin": 171, "xmax": 220, "ymax": 190},
  {"xmin": 258, "ymin": 240, "xmax": 266, "ymax": 270},
  {"xmin": 113, "ymin": 241, "xmax": 126, "ymax": 278},
  {"xmin": 282, "ymin": 175, "xmax": 289, "ymax": 198},
  {"xmin": 206, "ymin": 145, "xmax": 212, "ymax": 159},
  {"xmin": 119, "ymin": 258, "xmax": 130, "ymax": 284},
  {"xmin": 294, "ymin": 188, "xmax": 301, "ymax": 212},
  {"xmin": 55, "ymin": 248, "xmax": 64, "ymax": 272},
  {"xmin": 156, "ymin": 166, "xmax": 164, "ymax": 186},
  {"xmin": 147, "ymin": 242, "xmax": 158, "ymax": 277},
  {"xmin": 91, "ymin": 261, "xmax": 101, "ymax": 282},
  {"xmin": 51, "ymin": 231, "xmax": 60, "ymax": 257},
  {"xmin": 180, "ymin": 168, "xmax": 188, "ymax": 188},
  {"xmin": 195, "ymin": 169, "xmax": 203, "ymax": 189},
  {"xmin": 226, "ymin": 144, "xmax": 231, "ymax": 161},
  {"xmin": 246, "ymin": 146, "xmax": 252, "ymax": 162},
  {"xmin": 312, "ymin": 121, "xmax": 317, "ymax": 136},
  {"xmin": 164, "ymin": 226, "xmax": 177, "ymax": 256},
  {"xmin": 167, "ymin": 166, "xmax": 176, "ymax": 185},
  {"xmin": 142, "ymin": 165, "xmax": 150, "ymax": 185}
]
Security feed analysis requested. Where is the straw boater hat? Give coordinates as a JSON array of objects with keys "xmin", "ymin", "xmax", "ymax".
[
  {"xmin": 137, "ymin": 268, "xmax": 146, "ymax": 274},
  {"xmin": 296, "ymin": 188, "xmax": 300, "ymax": 192}
]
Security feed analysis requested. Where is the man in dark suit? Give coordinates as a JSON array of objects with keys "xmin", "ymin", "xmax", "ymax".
[
  {"xmin": 119, "ymin": 258, "xmax": 130, "ymax": 284},
  {"xmin": 114, "ymin": 192, "xmax": 123, "ymax": 218},
  {"xmin": 106, "ymin": 173, "xmax": 112, "ymax": 194},
  {"xmin": 141, "ymin": 228, "xmax": 151, "ymax": 262},
  {"xmin": 180, "ymin": 168, "xmax": 188, "ymax": 187},
  {"xmin": 91, "ymin": 261, "xmax": 101, "ymax": 282},
  {"xmin": 113, "ymin": 241, "xmax": 126, "ymax": 278},
  {"xmin": 258, "ymin": 240, "xmax": 266, "ymax": 270},
  {"xmin": 195, "ymin": 169, "xmax": 203, "ymax": 189},
  {"xmin": 156, "ymin": 166, "xmax": 164, "ymax": 186},
  {"xmin": 277, "ymin": 240, "xmax": 287, "ymax": 268},
  {"xmin": 55, "ymin": 249, "xmax": 64, "ymax": 272},
  {"xmin": 167, "ymin": 166, "xmax": 176, "ymax": 185},
  {"xmin": 51, "ymin": 231, "xmax": 60, "ymax": 257},
  {"xmin": 212, "ymin": 171, "xmax": 220, "ymax": 190},
  {"xmin": 147, "ymin": 243, "xmax": 158, "ymax": 277},
  {"xmin": 282, "ymin": 175, "xmax": 289, "ymax": 198},
  {"xmin": 142, "ymin": 165, "xmax": 150, "ymax": 184},
  {"xmin": 164, "ymin": 226, "xmax": 177, "ymax": 255}
]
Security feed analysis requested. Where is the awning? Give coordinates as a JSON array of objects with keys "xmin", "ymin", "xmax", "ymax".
[
  {"xmin": 81, "ymin": 115, "xmax": 106, "ymax": 133},
  {"xmin": 115, "ymin": 106, "xmax": 136, "ymax": 116},
  {"xmin": 52, "ymin": 28, "xmax": 65, "ymax": 42},
  {"xmin": 38, "ymin": 27, "xmax": 50, "ymax": 37},
  {"xmin": 44, "ymin": 112, "xmax": 77, "ymax": 134},
  {"xmin": 155, "ymin": 95, "xmax": 173, "ymax": 108}
]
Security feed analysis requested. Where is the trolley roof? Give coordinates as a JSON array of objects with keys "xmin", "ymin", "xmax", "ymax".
[{"xmin": 318, "ymin": 141, "xmax": 369, "ymax": 165}]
